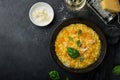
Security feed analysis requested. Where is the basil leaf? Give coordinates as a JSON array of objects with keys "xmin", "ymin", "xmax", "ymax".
[
  {"xmin": 78, "ymin": 29, "xmax": 82, "ymax": 35},
  {"xmin": 67, "ymin": 47, "xmax": 80, "ymax": 59},
  {"xmin": 76, "ymin": 40, "xmax": 81, "ymax": 47},
  {"xmin": 112, "ymin": 65, "xmax": 120, "ymax": 75},
  {"xmin": 49, "ymin": 70, "xmax": 60, "ymax": 80},
  {"xmin": 80, "ymin": 56, "xmax": 84, "ymax": 62},
  {"xmin": 69, "ymin": 37, "xmax": 73, "ymax": 41},
  {"xmin": 66, "ymin": 77, "xmax": 69, "ymax": 80}
]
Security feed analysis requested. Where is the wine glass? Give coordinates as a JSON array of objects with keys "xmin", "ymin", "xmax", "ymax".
[{"xmin": 64, "ymin": 0, "xmax": 86, "ymax": 11}]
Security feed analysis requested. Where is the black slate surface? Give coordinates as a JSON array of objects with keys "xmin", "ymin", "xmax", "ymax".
[{"xmin": 0, "ymin": 0, "xmax": 120, "ymax": 80}]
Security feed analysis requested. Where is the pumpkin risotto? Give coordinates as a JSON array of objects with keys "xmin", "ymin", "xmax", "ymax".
[{"xmin": 55, "ymin": 24, "xmax": 101, "ymax": 69}]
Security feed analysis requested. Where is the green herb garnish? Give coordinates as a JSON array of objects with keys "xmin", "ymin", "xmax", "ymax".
[
  {"xmin": 78, "ymin": 29, "xmax": 82, "ymax": 35},
  {"xmin": 67, "ymin": 47, "xmax": 80, "ymax": 59},
  {"xmin": 112, "ymin": 65, "xmax": 120, "ymax": 75},
  {"xmin": 80, "ymin": 56, "xmax": 84, "ymax": 62},
  {"xmin": 76, "ymin": 40, "xmax": 81, "ymax": 47},
  {"xmin": 69, "ymin": 37, "xmax": 73, "ymax": 41},
  {"xmin": 49, "ymin": 70, "xmax": 60, "ymax": 80},
  {"xmin": 66, "ymin": 77, "xmax": 69, "ymax": 80}
]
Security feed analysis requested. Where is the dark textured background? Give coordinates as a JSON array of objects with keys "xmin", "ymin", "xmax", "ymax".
[{"xmin": 0, "ymin": 0, "xmax": 120, "ymax": 80}]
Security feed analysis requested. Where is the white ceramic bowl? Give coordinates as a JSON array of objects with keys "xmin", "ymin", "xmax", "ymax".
[{"xmin": 29, "ymin": 2, "xmax": 54, "ymax": 27}]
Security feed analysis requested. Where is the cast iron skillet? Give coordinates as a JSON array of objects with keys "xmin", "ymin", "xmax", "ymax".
[{"xmin": 50, "ymin": 18, "xmax": 107, "ymax": 73}]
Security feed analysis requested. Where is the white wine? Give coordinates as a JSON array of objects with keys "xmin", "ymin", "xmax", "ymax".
[{"xmin": 65, "ymin": 0, "xmax": 86, "ymax": 11}]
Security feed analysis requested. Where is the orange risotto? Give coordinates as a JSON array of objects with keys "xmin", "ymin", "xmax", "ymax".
[{"xmin": 55, "ymin": 24, "xmax": 101, "ymax": 69}]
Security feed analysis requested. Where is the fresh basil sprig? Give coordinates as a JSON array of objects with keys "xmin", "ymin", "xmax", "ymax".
[
  {"xmin": 76, "ymin": 40, "xmax": 81, "ymax": 47},
  {"xmin": 78, "ymin": 29, "xmax": 82, "ymax": 35},
  {"xmin": 69, "ymin": 37, "xmax": 73, "ymax": 41},
  {"xmin": 112, "ymin": 65, "xmax": 120, "ymax": 75},
  {"xmin": 66, "ymin": 77, "xmax": 69, "ymax": 80},
  {"xmin": 67, "ymin": 47, "xmax": 80, "ymax": 59},
  {"xmin": 80, "ymin": 56, "xmax": 84, "ymax": 62},
  {"xmin": 49, "ymin": 70, "xmax": 60, "ymax": 80}
]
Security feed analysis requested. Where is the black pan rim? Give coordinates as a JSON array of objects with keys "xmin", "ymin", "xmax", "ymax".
[{"xmin": 50, "ymin": 18, "xmax": 107, "ymax": 73}]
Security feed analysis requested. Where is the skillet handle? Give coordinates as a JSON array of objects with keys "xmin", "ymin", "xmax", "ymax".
[
  {"xmin": 105, "ymin": 13, "xmax": 120, "ymax": 30},
  {"xmin": 117, "ymin": 13, "xmax": 120, "ymax": 24}
]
